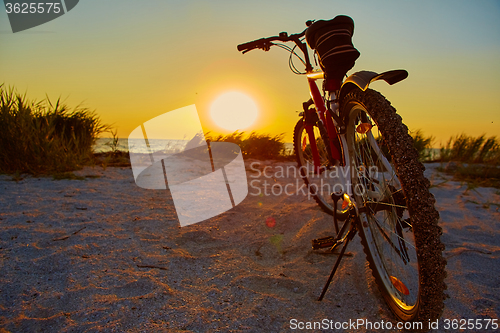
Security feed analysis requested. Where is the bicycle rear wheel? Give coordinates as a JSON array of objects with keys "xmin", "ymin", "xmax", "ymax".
[
  {"xmin": 342, "ymin": 88, "xmax": 446, "ymax": 322},
  {"xmin": 293, "ymin": 118, "xmax": 343, "ymax": 216}
]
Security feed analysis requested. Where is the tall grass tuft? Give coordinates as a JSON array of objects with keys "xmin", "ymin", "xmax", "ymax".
[
  {"xmin": 439, "ymin": 134, "xmax": 499, "ymax": 164},
  {"xmin": 437, "ymin": 134, "xmax": 500, "ymax": 188},
  {"xmin": 205, "ymin": 131, "xmax": 245, "ymax": 147},
  {"xmin": 205, "ymin": 131, "xmax": 290, "ymax": 160},
  {"xmin": 0, "ymin": 84, "xmax": 108, "ymax": 174},
  {"xmin": 410, "ymin": 130, "xmax": 434, "ymax": 161}
]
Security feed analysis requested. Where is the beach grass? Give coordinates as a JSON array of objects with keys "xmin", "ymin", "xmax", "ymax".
[
  {"xmin": 0, "ymin": 84, "xmax": 109, "ymax": 174},
  {"xmin": 436, "ymin": 134, "xmax": 500, "ymax": 188},
  {"xmin": 439, "ymin": 134, "xmax": 500, "ymax": 164},
  {"xmin": 94, "ymin": 151, "xmax": 131, "ymax": 169},
  {"xmin": 410, "ymin": 129, "xmax": 435, "ymax": 161},
  {"xmin": 441, "ymin": 164, "xmax": 500, "ymax": 189},
  {"xmin": 205, "ymin": 131, "xmax": 293, "ymax": 160}
]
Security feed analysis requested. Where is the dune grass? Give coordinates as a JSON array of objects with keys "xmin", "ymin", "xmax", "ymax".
[
  {"xmin": 452, "ymin": 164, "xmax": 500, "ymax": 189},
  {"xmin": 205, "ymin": 131, "xmax": 292, "ymax": 160},
  {"xmin": 410, "ymin": 130, "xmax": 435, "ymax": 162},
  {"xmin": 436, "ymin": 134, "xmax": 500, "ymax": 188},
  {"xmin": 409, "ymin": 130, "xmax": 500, "ymax": 165},
  {"xmin": 0, "ymin": 84, "xmax": 108, "ymax": 174},
  {"xmin": 439, "ymin": 134, "xmax": 500, "ymax": 164}
]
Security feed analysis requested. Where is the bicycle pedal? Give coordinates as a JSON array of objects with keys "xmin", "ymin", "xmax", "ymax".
[{"xmin": 312, "ymin": 236, "xmax": 336, "ymax": 250}]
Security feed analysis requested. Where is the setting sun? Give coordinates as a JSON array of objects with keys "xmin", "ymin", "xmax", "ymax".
[{"xmin": 210, "ymin": 92, "xmax": 258, "ymax": 131}]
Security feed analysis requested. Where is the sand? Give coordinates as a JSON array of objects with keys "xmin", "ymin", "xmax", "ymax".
[{"xmin": 0, "ymin": 161, "xmax": 499, "ymax": 332}]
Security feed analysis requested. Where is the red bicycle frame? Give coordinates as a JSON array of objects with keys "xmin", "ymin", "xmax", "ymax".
[{"xmin": 306, "ymin": 75, "xmax": 343, "ymax": 174}]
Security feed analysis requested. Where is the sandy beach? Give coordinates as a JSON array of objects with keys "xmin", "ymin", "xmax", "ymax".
[{"xmin": 0, "ymin": 161, "xmax": 498, "ymax": 332}]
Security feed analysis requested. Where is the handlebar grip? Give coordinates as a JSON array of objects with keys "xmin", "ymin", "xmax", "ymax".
[{"xmin": 237, "ymin": 40, "xmax": 260, "ymax": 52}]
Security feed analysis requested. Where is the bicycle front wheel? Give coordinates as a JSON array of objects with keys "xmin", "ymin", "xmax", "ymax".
[{"xmin": 342, "ymin": 88, "xmax": 446, "ymax": 322}]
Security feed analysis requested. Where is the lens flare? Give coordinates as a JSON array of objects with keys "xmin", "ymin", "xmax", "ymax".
[{"xmin": 266, "ymin": 217, "xmax": 276, "ymax": 228}]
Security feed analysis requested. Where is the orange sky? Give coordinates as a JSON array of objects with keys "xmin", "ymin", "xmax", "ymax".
[{"xmin": 1, "ymin": 1, "xmax": 499, "ymax": 146}]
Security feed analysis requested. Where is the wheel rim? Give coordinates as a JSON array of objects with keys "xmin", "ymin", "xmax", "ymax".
[{"xmin": 347, "ymin": 104, "xmax": 420, "ymax": 311}]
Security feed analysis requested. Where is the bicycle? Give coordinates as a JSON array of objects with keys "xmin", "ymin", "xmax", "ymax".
[{"xmin": 237, "ymin": 16, "xmax": 446, "ymax": 324}]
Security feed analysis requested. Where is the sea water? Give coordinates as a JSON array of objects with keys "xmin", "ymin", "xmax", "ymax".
[{"xmin": 93, "ymin": 138, "xmax": 189, "ymax": 154}]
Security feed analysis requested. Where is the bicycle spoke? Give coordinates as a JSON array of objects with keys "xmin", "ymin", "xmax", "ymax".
[{"xmin": 371, "ymin": 214, "xmax": 409, "ymax": 264}]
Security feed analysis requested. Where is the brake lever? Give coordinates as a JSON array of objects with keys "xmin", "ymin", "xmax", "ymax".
[{"xmin": 262, "ymin": 41, "xmax": 272, "ymax": 51}]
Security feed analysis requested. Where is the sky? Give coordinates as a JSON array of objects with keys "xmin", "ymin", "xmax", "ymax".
[{"xmin": 1, "ymin": 0, "xmax": 499, "ymax": 146}]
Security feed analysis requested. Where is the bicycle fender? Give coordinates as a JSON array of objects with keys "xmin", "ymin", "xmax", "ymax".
[{"xmin": 339, "ymin": 70, "xmax": 408, "ymax": 102}]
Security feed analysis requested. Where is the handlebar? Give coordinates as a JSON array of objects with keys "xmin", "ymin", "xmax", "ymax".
[
  {"xmin": 237, "ymin": 30, "xmax": 306, "ymax": 54},
  {"xmin": 237, "ymin": 25, "xmax": 313, "ymax": 72}
]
